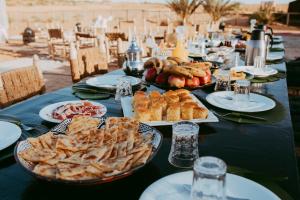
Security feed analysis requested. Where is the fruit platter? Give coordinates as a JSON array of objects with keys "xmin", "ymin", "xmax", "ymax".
[{"xmin": 143, "ymin": 57, "xmax": 215, "ymax": 90}]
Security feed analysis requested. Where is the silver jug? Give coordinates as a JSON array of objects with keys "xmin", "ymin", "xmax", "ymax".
[
  {"xmin": 245, "ymin": 29, "xmax": 266, "ymax": 66},
  {"xmin": 122, "ymin": 35, "xmax": 144, "ymax": 76}
]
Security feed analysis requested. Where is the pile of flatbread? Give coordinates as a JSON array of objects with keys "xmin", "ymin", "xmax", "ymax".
[{"xmin": 18, "ymin": 116, "xmax": 153, "ymax": 181}]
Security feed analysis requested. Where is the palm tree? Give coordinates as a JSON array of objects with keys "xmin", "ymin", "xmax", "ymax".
[
  {"xmin": 202, "ymin": 0, "xmax": 240, "ymax": 27},
  {"xmin": 166, "ymin": 0, "xmax": 204, "ymax": 25},
  {"xmin": 251, "ymin": 2, "xmax": 275, "ymax": 24}
]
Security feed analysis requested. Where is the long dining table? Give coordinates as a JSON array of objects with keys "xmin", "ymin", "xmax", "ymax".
[{"xmin": 0, "ymin": 51, "xmax": 300, "ymax": 199}]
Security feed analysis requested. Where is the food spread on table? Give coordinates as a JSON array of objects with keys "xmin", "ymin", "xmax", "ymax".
[
  {"xmin": 132, "ymin": 89, "xmax": 208, "ymax": 122},
  {"xmin": 52, "ymin": 101, "xmax": 105, "ymax": 121},
  {"xmin": 213, "ymin": 69, "xmax": 247, "ymax": 81},
  {"xmin": 144, "ymin": 57, "xmax": 212, "ymax": 89},
  {"xmin": 18, "ymin": 116, "xmax": 154, "ymax": 181}
]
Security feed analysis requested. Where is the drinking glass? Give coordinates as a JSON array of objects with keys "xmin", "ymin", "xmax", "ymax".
[
  {"xmin": 214, "ymin": 70, "xmax": 231, "ymax": 91},
  {"xmin": 115, "ymin": 78, "xmax": 133, "ymax": 100},
  {"xmin": 254, "ymin": 56, "xmax": 265, "ymax": 70},
  {"xmin": 234, "ymin": 80, "xmax": 251, "ymax": 103},
  {"xmin": 191, "ymin": 156, "xmax": 227, "ymax": 200},
  {"xmin": 224, "ymin": 52, "xmax": 240, "ymax": 69},
  {"xmin": 168, "ymin": 121, "xmax": 199, "ymax": 168}
]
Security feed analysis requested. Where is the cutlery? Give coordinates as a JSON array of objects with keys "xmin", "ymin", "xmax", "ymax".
[
  {"xmin": 211, "ymin": 110, "xmax": 266, "ymax": 121},
  {"xmin": 0, "ymin": 114, "xmax": 34, "ymax": 131}
]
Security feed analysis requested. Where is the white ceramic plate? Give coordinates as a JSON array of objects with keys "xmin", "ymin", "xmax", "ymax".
[
  {"xmin": 121, "ymin": 94, "xmax": 219, "ymax": 126},
  {"xmin": 206, "ymin": 91, "xmax": 276, "ymax": 113},
  {"xmin": 139, "ymin": 171, "xmax": 280, "ymax": 200},
  {"xmin": 39, "ymin": 100, "xmax": 107, "ymax": 123},
  {"xmin": 232, "ymin": 66, "xmax": 278, "ymax": 78},
  {"xmin": 267, "ymin": 54, "xmax": 284, "ymax": 61},
  {"xmin": 86, "ymin": 75, "xmax": 142, "ymax": 89},
  {"xmin": 0, "ymin": 121, "xmax": 21, "ymax": 150}
]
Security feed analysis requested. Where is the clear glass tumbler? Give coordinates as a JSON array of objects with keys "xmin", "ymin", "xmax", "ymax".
[
  {"xmin": 234, "ymin": 79, "xmax": 251, "ymax": 103},
  {"xmin": 115, "ymin": 78, "xmax": 133, "ymax": 101},
  {"xmin": 214, "ymin": 70, "xmax": 231, "ymax": 91},
  {"xmin": 191, "ymin": 156, "xmax": 227, "ymax": 200},
  {"xmin": 168, "ymin": 121, "xmax": 199, "ymax": 168}
]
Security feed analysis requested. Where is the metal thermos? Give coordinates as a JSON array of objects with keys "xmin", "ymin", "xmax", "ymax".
[{"xmin": 245, "ymin": 29, "xmax": 266, "ymax": 66}]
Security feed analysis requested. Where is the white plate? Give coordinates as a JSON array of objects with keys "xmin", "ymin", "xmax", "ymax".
[
  {"xmin": 39, "ymin": 100, "xmax": 107, "ymax": 123},
  {"xmin": 267, "ymin": 54, "xmax": 284, "ymax": 61},
  {"xmin": 139, "ymin": 171, "xmax": 280, "ymax": 200},
  {"xmin": 206, "ymin": 91, "xmax": 276, "ymax": 113},
  {"xmin": 232, "ymin": 66, "xmax": 278, "ymax": 78},
  {"xmin": 86, "ymin": 75, "xmax": 142, "ymax": 89},
  {"xmin": 0, "ymin": 121, "xmax": 21, "ymax": 150},
  {"xmin": 121, "ymin": 94, "xmax": 219, "ymax": 126}
]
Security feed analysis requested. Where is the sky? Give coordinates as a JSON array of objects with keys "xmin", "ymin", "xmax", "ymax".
[{"xmin": 112, "ymin": 0, "xmax": 293, "ymax": 4}]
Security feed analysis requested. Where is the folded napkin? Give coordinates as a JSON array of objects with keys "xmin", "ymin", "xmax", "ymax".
[
  {"xmin": 72, "ymin": 83, "xmax": 147, "ymax": 100},
  {"xmin": 251, "ymin": 72, "xmax": 286, "ymax": 83},
  {"xmin": 270, "ymin": 48, "xmax": 284, "ymax": 52}
]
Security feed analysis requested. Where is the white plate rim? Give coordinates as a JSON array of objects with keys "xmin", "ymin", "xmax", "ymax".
[
  {"xmin": 139, "ymin": 171, "xmax": 280, "ymax": 200},
  {"xmin": 0, "ymin": 121, "xmax": 22, "ymax": 150},
  {"xmin": 39, "ymin": 100, "xmax": 107, "ymax": 123},
  {"xmin": 232, "ymin": 66, "xmax": 278, "ymax": 78},
  {"xmin": 86, "ymin": 75, "xmax": 142, "ymax": 89},
  {"xmin": 121, "ymin": 94, "xmax": 219, "ymax": 126},
  {"xmin": 206, "ymin": 91, "xmax": 276, "ymax": 113}
]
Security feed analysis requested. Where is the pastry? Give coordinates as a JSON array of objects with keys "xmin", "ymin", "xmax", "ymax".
[
  {"xmin": 150, "ymin": 104, "xmax": 163, "ymax": 121},
  {"xmin": 181, "ymin": 103, "xmax": 195, "ymax": 120},
  {"xmin": 193, "ymin": 107, "xmax": 208, "ymax": 119},
  {"xmin": 134, "ymin": 108, "xmax": 151, "ymax": 122},
  {"xmin": 166, "ymin": 103, "xmax": 181, "ymax": 121},
  {"xmin": 164, "ymin": 95, "xmax": 180, "ymax": 105}
]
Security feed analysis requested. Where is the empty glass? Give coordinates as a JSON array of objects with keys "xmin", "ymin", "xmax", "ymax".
[
  {"xmin": 115, "ymin": 78, "xmax": 133, "ymax": 100},
  {"xmin": 254, "ymin": 56, "xmax": 265, "ymax": 70},
  {"xmin": 191, "ymin": 156, "xmax": 227, "ymax": 200},
  {"xmin": 168, "ymin": 121, "xmax": 199, "ymax": 168},
  {"xmin": 214, "ymin": 70, "xmax": 231, "ymax": 91},
  {"xmin": 234, "ymin": 80, "xmax": 251, "ymax": 103}
]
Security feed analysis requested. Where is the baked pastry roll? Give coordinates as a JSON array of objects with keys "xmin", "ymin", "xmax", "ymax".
[
  {"xmin": 165, "ymin": 95, "xmax": 180, "ymax": 105},
  {"xmin": 167, "ymin": 103, "xmax": 181, "ymax": 121},
  {"xmin": 164, "ymin": 90, "xmax": 177, "ymax": 97},
  {"xmin": 175, "ymin": 89, "xmax": 190, "ymax": 96},
  {"xmin": 133, "ymin": 96, "xmax": 150, "ymax": 109},
  {"xmin": 181, "ymin": 102, "xmax": 196, "ymax": 120},
  {"xmin": 193, "ymin": 106, "xmax": 208, "ymax": 119},
  {"xmin": 134, "ymin": 108, "xmax": 151, "ymax": 122},
  {"xmin": 149, "ymin": 91, "xmax": 161, "ymax": 100},
  {"xmin": 152, "ymin": 97, "xmax": 167, "ymax": 114},
  {"xmin": 150, "ymin": 104, "xmax": 163, "ymax": 121},
  {"xmin": 133, "ymin": 91, "xmax": 147, "ymax": 106}
]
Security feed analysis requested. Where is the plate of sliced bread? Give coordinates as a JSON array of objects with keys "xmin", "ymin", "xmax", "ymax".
[{"xmin": 121, "ymin": 89, "xmax": 218, "ymax": 126}]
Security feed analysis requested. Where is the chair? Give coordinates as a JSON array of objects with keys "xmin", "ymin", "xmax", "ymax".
[
  {"xmin": 0, "ymin": 55, "xmax": 45, "ymax": 108},
  {"xmin": 69, "ymin": 43, "xmax": 108, "ymax": 83},
  {"xmin": 48, "ymin": 28, "xmax": 69, "ymax": 58},
  {"xmin": 75, "ymin": 32, "xmax": 97, "ymax": 48}
]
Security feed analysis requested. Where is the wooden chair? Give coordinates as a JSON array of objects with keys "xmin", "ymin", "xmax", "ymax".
[
  {"xmin": 0, "ymin": 55, "xmax": 45, "ymax": 108},
  {"xmin": 48, "ymin": 28, "xmax": 69, "ymax": 58},
  {"xmin": 69, "ymin": 43, "xmax": 108, "ymax": 83}
]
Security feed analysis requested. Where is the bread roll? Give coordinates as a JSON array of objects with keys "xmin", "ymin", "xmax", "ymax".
[
  {"xmin": 164, "ymin": 90, "xmax": 177, "ymax": 97},
  {"xmin": 193, "ymin": 106, "xmax": 208, "ymax": 119},
  {"xmin": 150, "ymin": 104, "xmax": 163, "ymax": 121},
  {"xmin": 175, "ymin": 89, "xmax": 190, "ymax": 96},
  {"xmin": 134, "ymin": 108, "xmax": 151, "ymax": 122},
  {"xmin": 149, "ymin": 91, "xmax": 161, "ymax": 101},
  {"xmin": 165, "ymin": 95, "xmax": 180, "ymax": 105},
  {"xmin": 181, "ymin": 103, "xmax": 194, "ymax": 120},
  {"xmin": 134, "ymin": 96, "xmax": 150, "ymax": 109},
  {"xmin": 167, "ymin": 103, "xmax": 181, "ymax": 121}
]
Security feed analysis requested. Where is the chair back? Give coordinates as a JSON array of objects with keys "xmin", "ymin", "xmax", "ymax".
[
  {"xmin": 69, "ymin": 45, "xmax": 108, "ymax": 83},
  {"xmin": 48, "ymin": 29, "xmax": 63, "ymax": 39},
  {"xmin": 0, "ymin": 56, "xmax": 45, "ymax": 108}
]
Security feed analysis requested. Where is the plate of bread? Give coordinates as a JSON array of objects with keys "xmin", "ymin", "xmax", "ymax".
[
  {"xmin": 121, "ymin": 89, "xmax": 218, "ymax": 126},
  {"xmin": 15, "ymin": 116, "xmax": 162, "ymax": 185}
]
